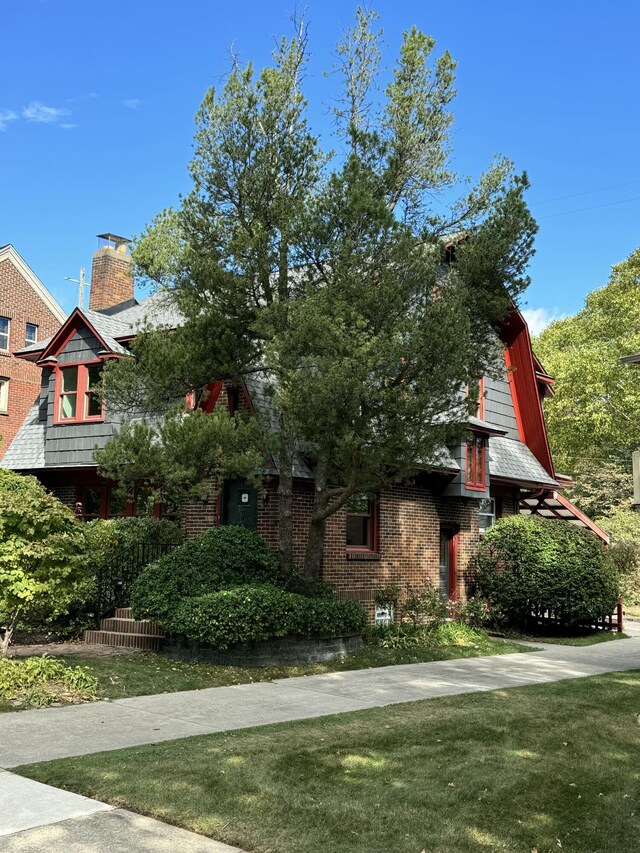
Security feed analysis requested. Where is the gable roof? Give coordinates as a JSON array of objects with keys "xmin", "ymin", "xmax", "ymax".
[{"xmin": 0, "ymin": 244, "xmax": 66, "ymax": 323}]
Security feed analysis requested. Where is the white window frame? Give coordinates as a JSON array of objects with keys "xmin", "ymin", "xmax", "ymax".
[
  {"xmin": 478, "ymin": 497, "xmax": 496, "ymax": 534},
  {"xmin": 25, "ymin": 323, "xmax": 38, "ymax": 346},
  {"xmin": 0, "ymin": 377, "xmax": 8, "ymax": 414},
  {"xmin": 0, "ymin": 317, "xmax": 9, "ymax": 353}
]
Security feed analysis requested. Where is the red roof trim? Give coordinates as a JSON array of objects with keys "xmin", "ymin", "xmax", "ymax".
[
  {"xmin": 553, "ymin": 492, "xmax": 610, "ymax": 544},
  {"xmin": 38, "ymin": 308, "xmax": 110, "ymax": 362}
]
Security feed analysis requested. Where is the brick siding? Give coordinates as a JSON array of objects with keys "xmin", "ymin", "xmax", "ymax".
[{"xmin": 0, "ymin": 257, "xmax": 62, "ymax": 460}]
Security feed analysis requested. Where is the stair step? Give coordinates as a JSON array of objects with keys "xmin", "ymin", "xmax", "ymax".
[
  {"xmin": 114, "ymin": 607, "xmax": 133, "ymax": 619},
  {"xmin": 99, "ymin": 617, "xmax": 164, "ymax": 636},
  {"xmin": 84, "ymin": 630, "xmax": 164, "ymax": 651}
]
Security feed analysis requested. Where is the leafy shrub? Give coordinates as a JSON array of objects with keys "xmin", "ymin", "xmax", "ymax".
[
  {"xmin": 373, "ymin": 581, "xmax": 446, "ymax": 628},
  {"xmin": 131, "ymin": 526, "xmax": 280, "ymax": 623},
  {"xmin": 597, "ymin": 510, "xmax": 640, "ymax": 605},
  {"xmin": 0, "ymin": 470, "xmax": 90, "ymax": 654},
  {"xmin": 365, "ymin": 620, "xmax": 491, "ymax": 650},
  {"xmin": 171, "ymin": 584, "xmax": 367, "ymax": 650},
  {"xmin": 476, "ymin": 515, "xmax": 618, "ymax": 629},
  {"xmin": 0, "ymin": 655, "xmax": 98, "ymax": 707},
  {"xmin": 447, "ymin": 595, "xmax": 493, "ymax": 628},
  {"xmin": 84, "ymin": 516, "xmax": 183, "ymax": 567}
]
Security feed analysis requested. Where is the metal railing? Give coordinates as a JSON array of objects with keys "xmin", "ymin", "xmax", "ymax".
[{"xmin": 94, "ymin": 542, "xmax": 180, "ymax": 618}]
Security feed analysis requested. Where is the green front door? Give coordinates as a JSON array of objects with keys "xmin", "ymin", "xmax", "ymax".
[{"xmin": 221, "ymin": 479, "xmax": 258, "ymax": 530}]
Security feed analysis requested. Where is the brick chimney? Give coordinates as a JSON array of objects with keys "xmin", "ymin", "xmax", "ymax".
[{"xmin": 89, "ymin": 233, "xmax": 134, "ymax": 312}]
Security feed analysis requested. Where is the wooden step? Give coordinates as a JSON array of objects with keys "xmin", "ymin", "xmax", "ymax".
[
  {"xmin": 114, "ymin": 607, "xmax": 133, "ymax": 619},
  {"xmin": 84, "ymin": 629, "xmax": 164, "ymax": 651},
  {"xmin": 99, "ymin": 616, "xmax": 163, "ymax": 637}
]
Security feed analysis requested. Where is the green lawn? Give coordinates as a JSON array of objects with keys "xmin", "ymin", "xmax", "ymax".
[
  {"xmin": 18, "ymin": 671, "xmax": 640, "ymax": 853},
  {"xmin": 1, "ymin": 625, "xmax": 528, "ymax": 709}
]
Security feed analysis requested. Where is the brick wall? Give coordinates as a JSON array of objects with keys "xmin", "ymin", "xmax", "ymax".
[{"xmin": 0, "ymin": 256, "xmax": 63, "ymax": 460}]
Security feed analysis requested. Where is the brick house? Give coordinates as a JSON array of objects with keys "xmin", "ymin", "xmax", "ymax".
[
  {"xmin": 0, "ymin": 245, "xmax": 66, "ymax": 461},
  {"xmin": 2, "ymin": 233, "xmax": 608, "ymax": 618}
]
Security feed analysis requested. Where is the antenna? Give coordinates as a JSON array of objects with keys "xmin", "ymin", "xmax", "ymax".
[{"xmin": 64, "ymin": 268, "xmax": 89, "ymax": 309}]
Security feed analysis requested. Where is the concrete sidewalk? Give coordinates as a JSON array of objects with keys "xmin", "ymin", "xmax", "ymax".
[
  {"xmin": 0, "ymin": 771, "xmax": 240, "ymax": 851},
  {"xmin": 2, "ymin": 631, "xmax": 639, "ymax": 769}
]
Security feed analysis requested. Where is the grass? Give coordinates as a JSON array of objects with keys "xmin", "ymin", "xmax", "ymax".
[
  {"xmin": 496, "ymin": 628, "xmax": 629, "ymax": 646},
  {"xmin": 17, "ymin": 671, "xmax": 640, "ymax": 853},
  {"xmin": 0, "ymin": 624, "xmax": 528, "ymax": 709}
]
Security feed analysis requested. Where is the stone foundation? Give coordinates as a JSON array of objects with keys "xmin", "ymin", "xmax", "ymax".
[{"xmin": 163, "ymin": 632, "xmax": 364, "ymax": 666}]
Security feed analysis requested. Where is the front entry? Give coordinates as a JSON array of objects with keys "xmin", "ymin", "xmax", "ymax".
[
  {"xmin": 439, "ymin": 526, "xmax": 459, "ymax": 600},
  {"xmin": 221, "ymin": 479, "xmax": 258, "ymax": 530}
]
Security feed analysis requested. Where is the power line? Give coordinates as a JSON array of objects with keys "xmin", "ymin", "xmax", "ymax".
[
  {"xmin": 539, "ymin": 194, "xmax": 640, "ymax": 220},
  {"xmin": 531, "ymin": 178, "xmax": 640, "ymax": 206}
]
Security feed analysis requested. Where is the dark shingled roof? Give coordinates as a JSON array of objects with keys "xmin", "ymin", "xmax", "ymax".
[
  {"xmin": 1, "ymin": 403, "xmax": 45, "ymax": 470},
  {"xmin": 488, "ymin": 436, "xmax": 557, "ymax": 488}
]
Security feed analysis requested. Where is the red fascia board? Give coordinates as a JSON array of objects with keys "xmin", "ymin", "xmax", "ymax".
[
  {"xmin": 553, "ymin": 492, "xmax": 610, "ymax": 544},
  {"xmin": 39, "ymin": 309, "xmax": 110, "ymax": 362},
  {"xmin": 500, "ymin": 307, "xmax": 555, "ymax": 478}
]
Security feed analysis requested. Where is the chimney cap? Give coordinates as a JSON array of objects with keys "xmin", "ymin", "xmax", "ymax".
[{"xmin": 96, "ymin": 233, "xmax": 130, "ymax": 252}]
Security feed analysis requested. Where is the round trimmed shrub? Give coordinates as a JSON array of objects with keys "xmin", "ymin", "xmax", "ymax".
[
  {"xmin": 171, "ymin": 584, "xmax": 367, "ymax": 650},
  {"xmin": 131, "ymin": 526, "xmax": 279, "ymax": 623},
  {"xmin": 476, "ymin": 515, "xmax": 618, "ymax": 628}
]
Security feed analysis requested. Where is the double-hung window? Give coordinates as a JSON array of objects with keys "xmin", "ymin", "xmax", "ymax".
[
  {"xmin": 56, "ymin": 363, "xmax": 104, "ymax": 423},
  {"xmin": 478, "ymin": 498, "xmax": 496, "ymax": 533},
  {"xmin": 346, "ymin": 493, "xmax": 379, "ymax": 553},
  {"xmin": 466, "ymin": 435, "xmax": 486, "ymax": 490},
  {"xmin": 0, "ymin": 317, "xmax": 9, "ymax": 353}
]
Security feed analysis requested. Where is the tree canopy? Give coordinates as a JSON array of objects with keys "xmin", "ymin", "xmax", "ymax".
[
  {"xmin": 100, "ymin": 7, "xmax": 537, "ymax": 578},
  {"xmin": 535, "ymin": 248, "xmax": 640, "ymax": 516}
]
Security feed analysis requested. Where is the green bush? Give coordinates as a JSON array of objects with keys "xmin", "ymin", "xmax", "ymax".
[
  {"xmin": 84, "ymin": 516, "xmax": 183, "ymax": 566},
  {"xmin": 0, "ymin": 655, "xmax": 98, "ymax": 707},
  {"xmin": 131, "ymin": 526, "xmax": 280, "ymax": 624},
  {"xmin": 171, "ymin": 584, "xmax": 367, "ymax": 651},
  {"xmin": 476, "ymin": 515, "xmax": 618, "ymax": 629}
]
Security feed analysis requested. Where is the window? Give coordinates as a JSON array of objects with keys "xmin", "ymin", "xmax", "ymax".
[
  {"xmin": 478, "ymin": 498, "xmax": 496, "ymax": 534},
  {"xmin": 0, "ymin": 377, "xmax": 8, "ymax": 413},
  {"xmin": 80, "ymin": 487, "xmax": 103, "ymax": 520},
  {"xmin": 468, "ymin": 377, "xmax": 485, "ymax": 420},
  {"xmin": 346, "ymin": 493, "xmax": 378, "ymax": 552},
  {"xmin": 56, "ymin": 363, "xmax": 104, "ymax": 423},
  {"xmin": 0, "ymin": 317, "xmax": 9, "ymax": 353},
  {"xmin": 25, "ymin": 323, "xmax": 38, "ymax": 346},
  {"xmin": 465, "ymin": 435, "xmax": 486, "ymax": 490}
]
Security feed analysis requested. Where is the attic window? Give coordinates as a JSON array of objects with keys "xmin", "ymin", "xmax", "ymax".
[
  {"xmin": 0, "ymin": 317, "xmax": 9, "ymax": 353},
  {"xmin": 25, "ymin": 323, "xmax": 38, "ymax": 346},
  {"xmin": 55, "ymin": 363, "xmax": 104, "ymax": 424}
]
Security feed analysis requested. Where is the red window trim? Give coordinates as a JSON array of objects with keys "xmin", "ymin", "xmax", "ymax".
[
  {"xmin": 346, "ymin": 498, "xmax": 380, "ymax": 556},
  {"xmin": 53, "ymin": 360, "xmax": 104, "ymax": 425},
  {"xmin": 465, "ymin": 435, "xmax": 486, "ymax": 491}
]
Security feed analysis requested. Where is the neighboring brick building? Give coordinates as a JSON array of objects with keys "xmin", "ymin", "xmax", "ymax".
[
  {"xmin": 0, "ymin": 245, "xmax": 66, "ymax": 461},
  {"xmin": 3, "ymin": 233, "xmax": 608, "ymax": 621}
]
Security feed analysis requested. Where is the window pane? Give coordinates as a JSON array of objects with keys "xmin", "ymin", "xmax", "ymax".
[
  {"xmin": 61, "ymin": 366, "xmax": 78, "ymax": 393},
  {"xmin": 346, "ymin": 515, "xmax": 370, "ymax": 547},
  {"xmin": 25, "ymin": 323, "xmax": 38, "ymax": 345},
  {"xmin": 87, "ymin": 364, "xmax": 102, "ymax": 389},
  {"xmin": 60, "ymin": 393, "xmax": 76, "ymax": 419},
  {"xmin": 85, "ymin": 392, "xmax": 102, "ymax": 417},
  {"xmin": 82, "ymin": 487, "xmax": 102, "ymax": 517},
  {"xmin": 466, "ymin": 439, "xmax": 474, "ymax": 481},
  {"xmin": 108, "ymin": 489, "xmax": 127, "ymax": 517},
  {"xmin": 0, "ymin": 317, "xmax": 9, "ymax": 351},
  {"xmin": 0, "ymin": 378, "xmax": 8, "ymax": 412}
]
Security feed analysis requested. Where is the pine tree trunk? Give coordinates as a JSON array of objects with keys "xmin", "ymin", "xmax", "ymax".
[
  {"xmin": 303, "ymin": 455, "xmax": 329, "ymax": 582},
  {"xmin": 277, "ymin": 428, "xmax": 295, "ymax": 573}
]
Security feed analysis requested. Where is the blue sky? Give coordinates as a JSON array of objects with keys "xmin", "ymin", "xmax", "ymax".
[{"xmin": 1, "ymin": 0, "xmax": 639, "ymax": 332}]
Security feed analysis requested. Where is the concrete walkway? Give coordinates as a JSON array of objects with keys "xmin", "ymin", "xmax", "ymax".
[
  {"xmin": 0, "ymin": 771, "xmax": 241, "ymax": 851},
  {"xmin": 2, "ymin": 630, "xmax": 639, "ymax": 769}
]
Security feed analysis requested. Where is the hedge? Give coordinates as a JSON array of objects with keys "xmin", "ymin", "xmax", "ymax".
[
  {"xmin": 131, "ymin": 526, "xmax": 280, "ymax": 624},
  {"xmin": 171, "ymin": 584, "xmax": 367, "ymax": 651},
  {"xmin": 476, "ymin": 515, "xmax": 618, "ymax": 628}
]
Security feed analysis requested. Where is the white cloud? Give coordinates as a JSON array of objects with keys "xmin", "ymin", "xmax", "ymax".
[
  {"xmin": 121, "ymin": 98, "xmax": 140, "ymax": 110},
  {"xmin": 59, "ymin": 123, "xmax": 78, "ymax": 129},
  {"xmin": 22, "ymin": 101, "xmax": 70, "ymax": 123},
  {"xmin": 0, "ymin": 109, "xmax": 17, "ymax": 131},
  {"xmin": 522, "ymin": 307, "xmax": 564, "ymax": 337}
]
